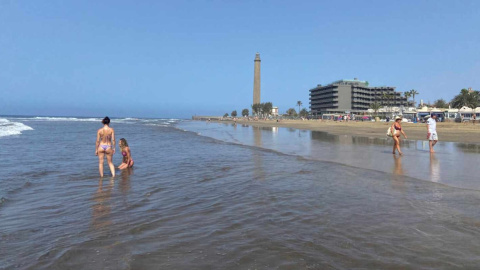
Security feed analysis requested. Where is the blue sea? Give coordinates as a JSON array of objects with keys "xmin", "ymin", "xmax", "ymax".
[{"xmin": 2, "ymin": 116, "xmax": 480, "ymax": 269}]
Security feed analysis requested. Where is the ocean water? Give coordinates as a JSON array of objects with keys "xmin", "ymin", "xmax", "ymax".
[{"xmin": 2, "ymin": 117, "xmax": 480, "ymax": 269}]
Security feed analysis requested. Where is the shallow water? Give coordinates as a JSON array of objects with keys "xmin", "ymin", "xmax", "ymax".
[
  {"xmin": 181, "ymin": 121, "xmax": 480, "ymax": 190},
  {"xmin": 2, "ymin": 117, "xmax": 480, "ymax": 269}
]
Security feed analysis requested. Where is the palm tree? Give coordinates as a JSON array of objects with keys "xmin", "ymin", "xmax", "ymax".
[
  {"xmin": 369, "ymin": 101, "xmax": 381, "ymax": 118},
  {"xmin": 389, "ymin": 94, "xmax": 396, "ymax": 112},
  {"xmin": 467, "ymin": 92, "xmax": 480, "ymax": 110},
  {"xmin": 409, "ymin": 89, "xmax": 419, "ymax": 107},
  {"xmin": 382, "ymin": 93, "xmax": 395, "ymax": 112},
  {"xmin": 382, "ymin": 92, "xmax": 388, "ymax": 111},
  {"xmin": 296, "ymin": 101, "xmax": 302, "ymax": 114},
  {"xmin": 404, "ymin": 91, "xmax": 412, "ymax": 106},
  {"xmin": 451, "ymin": 89, "xmax": 469, "ymax": 108},
  {"xmin": 451, "ymin": 89, "xmax": 480, "ymax": 109}
]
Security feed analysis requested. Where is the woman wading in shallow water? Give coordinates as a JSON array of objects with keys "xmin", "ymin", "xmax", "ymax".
[
  {"xmin": 95, "ymin": 116, "xmax": 116, "ymax": 177},
  {"xmin": 391, "ymin": 116, "xmax": 407, "ymax": 155}
]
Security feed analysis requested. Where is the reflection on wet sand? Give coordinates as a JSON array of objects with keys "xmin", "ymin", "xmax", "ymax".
[
  {"xmin": 311, "ymin": 131, "xmax": 418, "ymax": 147},
  {"xmin": 252, "ymin": 127, "xmax": 265, "ymax": 181},
  {"xmin": 420, "ymin": 141, "xmax": 430, "ymax": 151},
  {"xmin": 456, "ymin": 143, "xmax": 480, "ymax": 154},
  {"xmin": 91, "ymin": 178, "xmax": 114, "ymax": 230},
  {"xmin": 352, "ymin": 136, "xmax": 389, "ymax": 146},
  {"xmin": 429, "ymin": 153, "xmax": 440, "ymax": 182},
  {"xmin": 311, "ymin": 131, "xmax": 345, "ymax": 143},
  {"xmin": 391, "ymin": 155, "xmax": 406, "ymax": 191},
  {"xmin": 297, "ymin": 129, "xmax": 307, "ymax": 137},
  {"xmin": 311, "ymin": 131, "xmax": 379, "ymax": 145},
  {"xmin": 119, "ymin": 168, "xmax": 133, "ymax": 195},
  {"xmin": 392, "ymin": 155, "xmax": 403, "ymax": 176}
]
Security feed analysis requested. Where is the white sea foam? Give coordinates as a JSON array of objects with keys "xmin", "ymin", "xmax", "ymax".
[
  {"xmin": 140, "ymin": 118, "xmax": 181, "ymax": 125},
  {"xmin": 32, "ymin": 117, "xmax": 100, "ymax": 122},
  {"xmin": 0, "ymin": 118, "xmax": 34, "ymax": 138},
  {"xmin": 139, "ymin": 119, "xmax": 157, "ymax": 122},
  {"xmin": 145, "ymin": 124, "xmax": 170, "ymax": 127},
  {"xmin": 28, "ymin": 117, "xmax": 137, "ymax": 122},
  {"xmin": 111, "ymin": 119, "xmax": 134, "ymax": 123},
  {"xmin": 2, "ymin": 116, "xmax": 181, "ymax": 129}
]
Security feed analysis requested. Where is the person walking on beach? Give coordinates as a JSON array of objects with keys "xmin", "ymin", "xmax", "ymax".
[
  {"xmin": 95, "ymin": 116, "xmax": 116, "ymax": 177},
  {"xmin": 390, "ymin": 116, "xmax": 407, "ymax": 155},
  {"xmin": 426, "ymin": 114, "xmax": 438, "ymax": 153},
  {"xmin": 118, "ymin": 138, "xmax": 134, "ymax": 169}
]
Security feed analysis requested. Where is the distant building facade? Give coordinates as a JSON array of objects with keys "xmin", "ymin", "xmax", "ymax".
[{"xmin": 309, "ymin": 79, "xmax": 408, "ymax": 115}]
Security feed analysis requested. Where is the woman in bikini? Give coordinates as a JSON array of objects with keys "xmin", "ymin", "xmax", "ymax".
[
  {"xmin": 95, "ymin": 116, "xmax": 116, "ymax": 177},
  {"xmin": 391, "ymin": 116, "xmax": 407, "ymax": 155},
  {"xmin": 118, "ymin": 138, "xmax": 134, "ymax": 169}
]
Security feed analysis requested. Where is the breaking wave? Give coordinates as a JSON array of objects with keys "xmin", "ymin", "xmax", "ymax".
[{"xmin": 0, "ymin": 118, "xmax": 34, "ymax": 138}]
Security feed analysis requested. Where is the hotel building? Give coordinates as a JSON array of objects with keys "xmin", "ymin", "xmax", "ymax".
[{"xmin": 309, "ymin": 79, "xmax": 408, "ymax": 115}]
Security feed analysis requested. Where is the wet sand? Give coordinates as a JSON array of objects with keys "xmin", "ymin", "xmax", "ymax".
[{"xmin": 213, "ymin": 119, "xmax": 480, "ymax": 143}]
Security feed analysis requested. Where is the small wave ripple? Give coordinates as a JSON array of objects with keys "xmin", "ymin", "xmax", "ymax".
[{"xmin": 0, "ymin": 118, "xmax": 34, "ymax": 138}]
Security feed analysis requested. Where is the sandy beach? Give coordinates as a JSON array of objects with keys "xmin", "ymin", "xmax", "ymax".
[{"xmin": 211, "ymin": 118, "xmax": 480, "ymax": 144}]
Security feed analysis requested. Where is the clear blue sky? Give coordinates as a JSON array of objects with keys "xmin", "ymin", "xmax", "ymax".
[{"xmin": 1, "ymin": 0, "xmax": 479, "ymax": 118}]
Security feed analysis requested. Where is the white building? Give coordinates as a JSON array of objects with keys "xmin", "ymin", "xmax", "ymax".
[{"xmin": 272, "ymin": 106, "xmax": 279, "ymax": 116}]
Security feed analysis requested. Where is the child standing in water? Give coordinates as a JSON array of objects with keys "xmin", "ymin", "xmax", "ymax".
[{"xmin": 118, "ymin": 138, "xmax": 134, "ymax": 169}]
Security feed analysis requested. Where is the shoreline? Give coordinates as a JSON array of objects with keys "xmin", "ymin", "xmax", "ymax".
[{"xmin": 206, "ymin": 118, "xmax": 480, "ymax": 144}]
